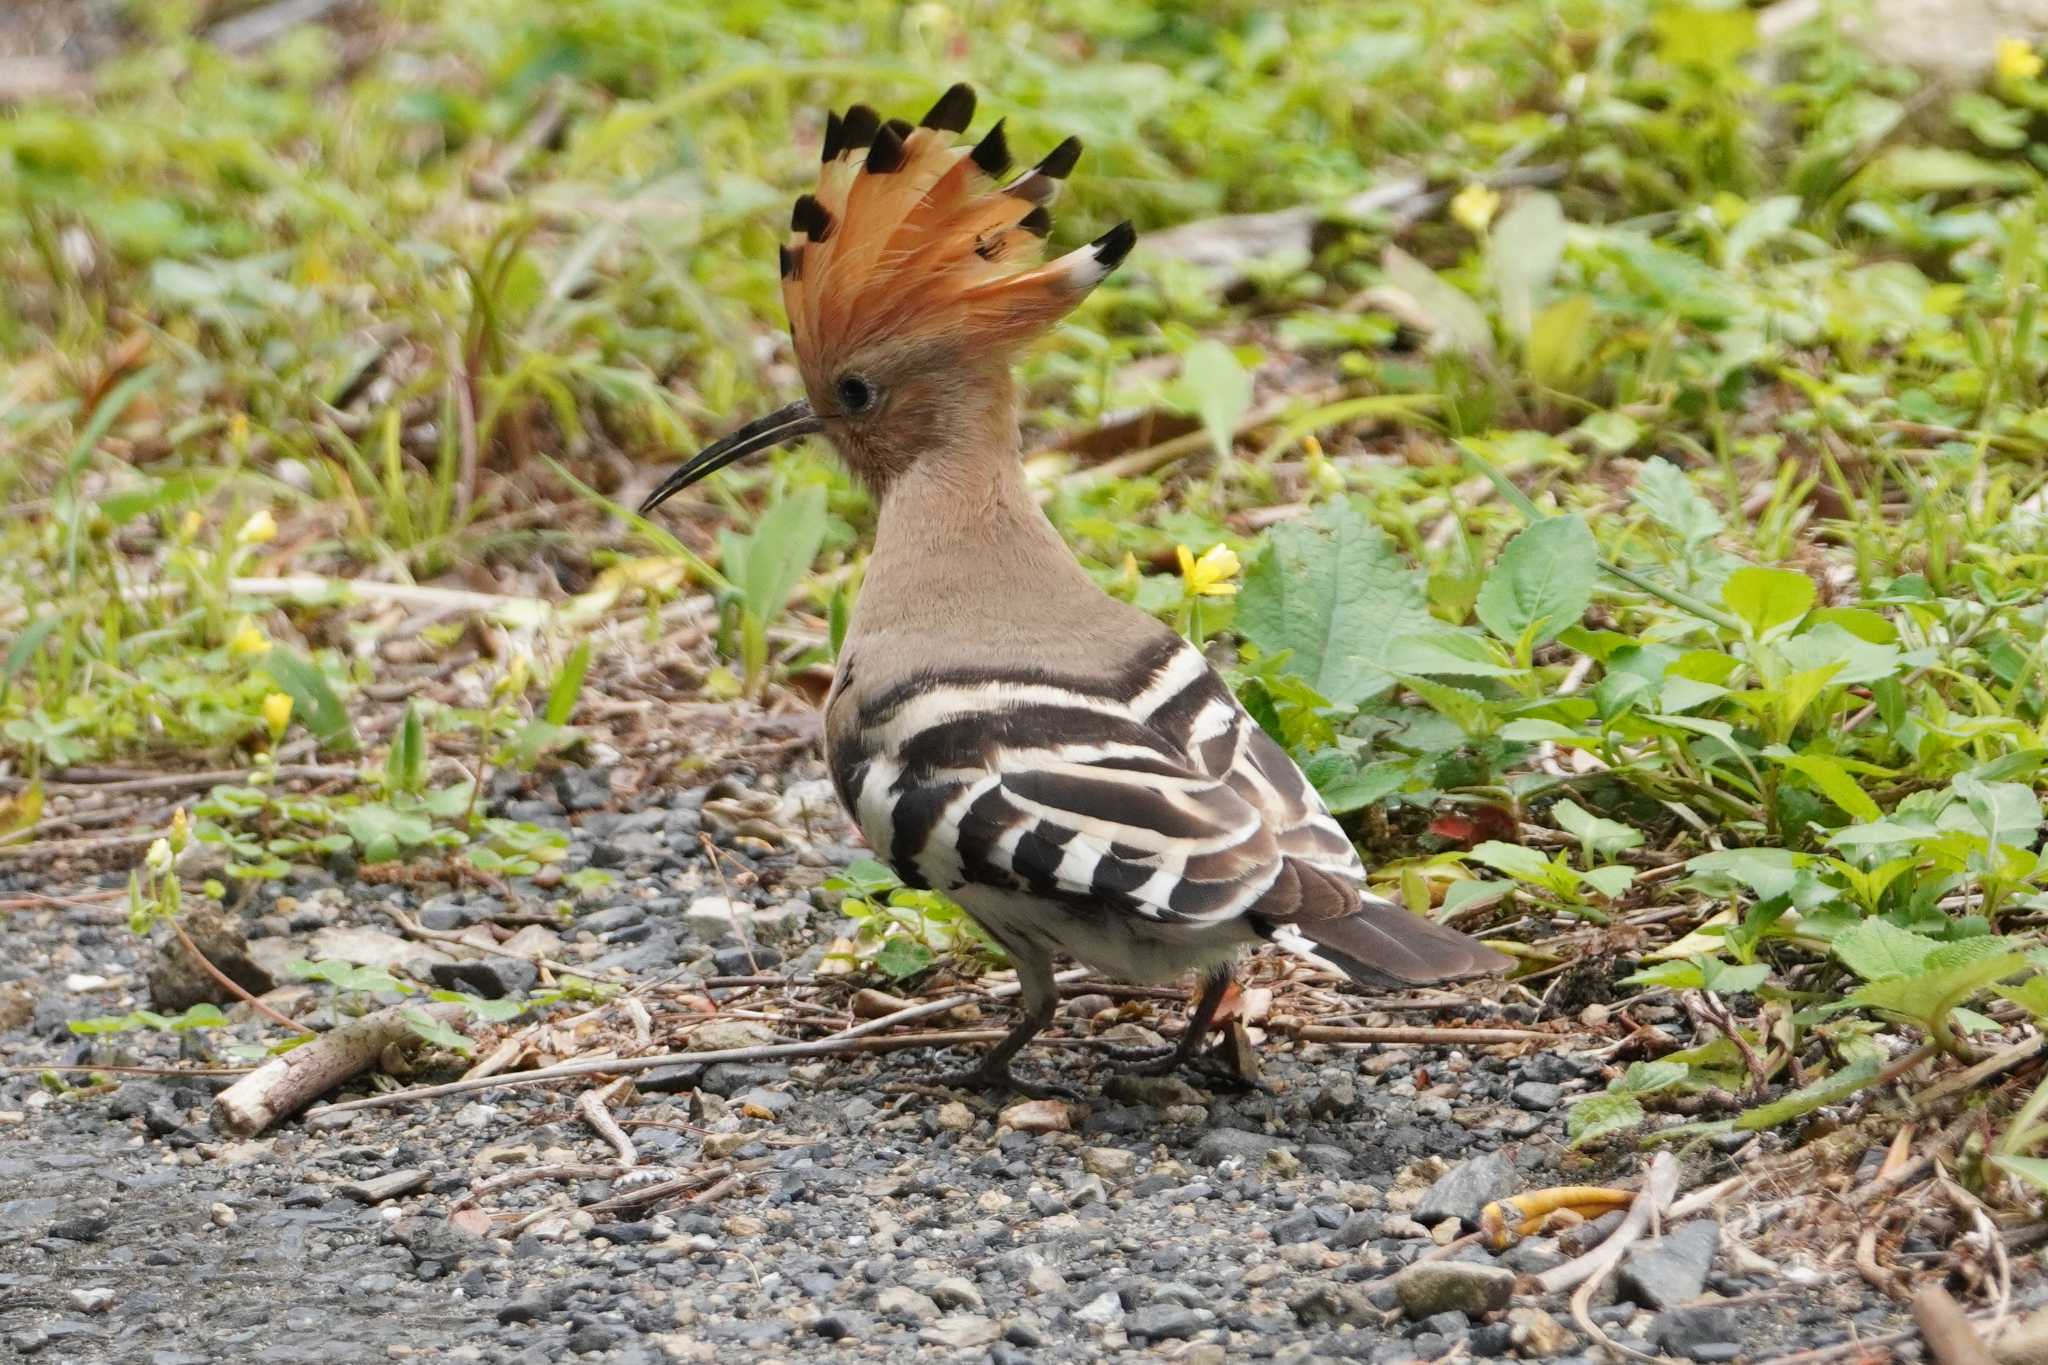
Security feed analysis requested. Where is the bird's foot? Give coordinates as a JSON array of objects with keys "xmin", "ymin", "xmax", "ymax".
[{"xmin": 1104, "ymin": 1041, "xmax": 1193, "ymax": 1075}]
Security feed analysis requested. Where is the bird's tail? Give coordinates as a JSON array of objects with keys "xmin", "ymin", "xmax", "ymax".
[{"xmin": 1265, "ymin": 894, "xmax": 1510, "ymax": 990}]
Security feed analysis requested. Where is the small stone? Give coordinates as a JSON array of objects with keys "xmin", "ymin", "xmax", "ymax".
[
  {"xmin": 920, "ymin": 1315, "xmax": 1000, "ymax": 1349},
  {"xmin": 1024, "ymin": 1263, "xmax": 1066, "ymax": 1296},
  {"xmin": 1415, "ymin": 1151, "xmax": 1517, "ymax": 1228},
  {"xmin": 1652, "ymin": 1304, "xmax": 1743, "ymax": 1360},
  {"xmin": 935, "ymin": 1101, "xmax": 975, "ymax": 1132},
  {"xmin": 1393, "ymin": 1261, "xmax": 1515, "ymax": 1318},
  {"xmin": 1509, "ymin": 1081, "xmax": 1564, "ymax": 1110},
  {"xmin": 1508, "ymin": 1306, "xmax": 1577, "ymax": 1357},
  {"xmin": 999, "ymin": 1098, "xmax": 1072, "ymax": 1133},
  {"xmin": 1290, "ymin": 1285, "xmax": 1378, "ymax": 1328},
  {"xmin": 1191, "ymin": 1128, "xmax": 1295, "ymax": 1167},
  {"xmin": 336, "ymin": 1169, "xmax": 431, "ymax": 1204},
  {"xmin": 427, "ymin": 957, "xmax": 537, "ymax": 1000},
  {"xmin": 1621, "ymin": 1219, "xmax": 1719, "ymax": 1309},
  {"xmin": 1328, "ymin": 1211, "xmax": 1384, "ymax": 1249},
  {"xmin": 1082, "ymin": 1146, "xmax": 1137, "ymax": 1179},
  {"xmin": 1075, "ymin": 1290, "xmax": 1125, "ymax": 1325},
  {"xmin": 1126, "ymin": 1305, "xmax": 1210, "ymax": 1341},
  {"xmin": 1067, "ymin": 1173, "xmax": 1108, "ymax": 1208},
  {"xmin": 66, "ymin": 1287, "xmax": 115, "ymax": 1314},
  {"xmin": 930, "ymin": 1276, "xmax": 984, "ymax": 1312},
  {"xmin": 875, "ymin": 1286, "xmax": 939, "ymax": 1322}
]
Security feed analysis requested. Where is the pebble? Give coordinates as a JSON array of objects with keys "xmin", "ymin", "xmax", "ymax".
[
  {"xmin": 1620, "ymin": 1219, "xmax": 1720, "ymax": 1309},
  {"xmin": 874, "ymin": 1286, "xmax": 939, "ymax": 1321},
  {"xmin": 999, "ymin": 1099, "xmax": 1072, "ymax": 1133},
  {"xmin": 1394, "ymin": 1261, "xmax": 1516, "ymax": 1318},
  {"xmin": 1415, "ymin": 1151, "xmax": 1518, "ymax": 1227},
  {"xmin": 1081, "ymin": 1146, "xmax": 1137, "ymax": 1179},
  {"xmin": 920, "ymin": 1315, "xmax": 1000, "ymax": 1348}
]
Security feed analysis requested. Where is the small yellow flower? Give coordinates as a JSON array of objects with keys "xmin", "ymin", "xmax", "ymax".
[
  {"xmin": 236, "ymin": 508, "xmax": 276, "ymax": 545},
  {"xmin": 262, "ymin": 692, "xmax": 293, "ymax": 742},
  {"xmin": 229, "ymin": 412, "xmax": 251, "ymax": 454},
  {"xmin": 1451, "ymin": 183, "xmax": 1501, "ymax": 235},
  {"xmin": 179, "ymin": 508, "xmax": 204, "ymax": 540},
  {"xmin": 144, "ymin": 838, "xmax": 173, "ymax": 876},
  {"xmin": 168, "ymin": 806, "xmax": 188, "ymax": 852},
  {"xmin": 1997, "ymin": 36, "xmax": 2043, "ymax": 82},
  {"xmin": 1177, "ymin": 543, "xmax": 1242, "ymax": 598},
  {"xmin": 228, "ymin": 616, "xmax": 270, "ymax": 658}
]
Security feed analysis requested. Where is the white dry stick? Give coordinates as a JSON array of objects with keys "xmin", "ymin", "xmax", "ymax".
[
  {"xmin": 577, "ymin": 1079, "xmax": 638, "ymax": 1168},
  {"xmin": 213, "ymin": 1001, "xmax": 469, "ymax": 1136}
]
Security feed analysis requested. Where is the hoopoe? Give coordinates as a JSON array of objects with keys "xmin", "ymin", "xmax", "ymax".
[{"xmin": 643, "ymin": 86, "xmax": 1509, "ymax": 1091}]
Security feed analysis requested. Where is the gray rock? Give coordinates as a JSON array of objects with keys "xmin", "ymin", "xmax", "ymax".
[
  {"xmin": 874, "ymin": 1286, "xmax": 939, "ymax": 1322},
  {"xmin": 1291, "ymin": 1285, "xmax": 1379, "ymax": 1328},
  {"xmin": 1415, "ymin": 1151, "xmax": 1517, "ymax": 1227},
  {"xmin": 147, "ymin": 904, "xmax": 272, "ymax": 1011},
  {"xmin": 919, "ymin": 1315, "xmax": 1000, "ymax": 1348},
  {"xmin": 1393, "ymin": 1262, "xmax": 1515, "ymax": 1319},
  {"xmin": 427, "ymin": 957, "xmax": 536, "ymax": 1000},
  {"xmin": 930, "ymin": 1276, "xmax": 984, "ymax": 1312},
  {"xmin": 1620, "ymin": 1219, "xmax": 1719, "ymax": 1309},
  {"xmin": 1191, "ymin": 1128, "xmax": 1294, "ymax": 1166},
  {"xmin": 1652, "ymin": 1304, "xmax": 1743, "ymax": 1360},
  {"xmin": 1074, "ymin": 1290, "xmax": 1125, "ymax": 1325},
  {"xmin": 1126, "ymin": 1305, "xmax": 1210, "ymax": 1340},
  {"xmin": 1328, "ymin": 1210, "xmax": 1385, "ymax": 1249},
  {"xmin": 1509, "ymin": 1081, "xmax": 1564, "ymax": 1110}
]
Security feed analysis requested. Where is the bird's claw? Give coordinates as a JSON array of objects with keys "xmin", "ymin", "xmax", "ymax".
[{"xmin": 926, "ymin": 1065, "xmax": 1079, "ymax": 1100}]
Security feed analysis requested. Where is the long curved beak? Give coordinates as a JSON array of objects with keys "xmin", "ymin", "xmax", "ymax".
[{"xmin": 638, "ymin": 400, "xmax": 822, "ymax": 515}]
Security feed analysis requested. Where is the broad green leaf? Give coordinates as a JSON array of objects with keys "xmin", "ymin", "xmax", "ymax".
[
  {"xmin": 1237, "ymin": 500, "xmax": 1432, "ymax": 705},
  {"xmin": 1698, "ymin": 959, "xmax": 1771, "ymax": 995},
  {"xmin": 263, "ymin": 649, "xmax": 356, "ymax": 752},
  {"xmin": 1382, "ymin": 246, "xmax": 1494, "ymax": 356},
  {"xmin": 1996, "ymin": 977, "xmax": 2048, "ymax": 1020},
  {"xmin": 1383, "ymin": 629, "xmax": 1519, "ymax": 677},
  {"xmin": 1302, "ymin": 750, "xmax": 1408, "ymax": 815},
  {"xmin": 1468, "ymin": 841, "xmax": 1556, "ymax": 883},
  {"xmin": 873, "ymin": 937, "xmax": 935, "ymax": 981},
  {"xmin": 1615, "ymin": 1059, "xmax": 1691, "ymax": 1094},
  {"xmin": 1771, "ymin": 751, "xmax": 1881, "ymax": 823},
  {"xmin": 1394, "ymin": 673, "xmax": 1498, "ymax": 737},
  {"xmin": 1634, "ymin": 457, "xmax": 1724, "ymax": 548},
  {"xmin": 1624, "ymin": 959, "xmax": 1705, "ymax": 990},
  {"xmin": 1581, "ymin": 864, "xmax": 1637, "ymax": 899},
  {"xmin": 1831, "ymin": 919, "xmax": 1940, "ymax": 982},
  {"xmin": 1475, "ymin": 514, "xmax": 1597, "ymax": 646},
  {"xmin": 1567, "ymin": 1093, "xmax": 1644, "ymax": 1147},
  {"xmin": 1525, "ymin": 294, "xmax": 1598, "ymax": 390},
  {"xmin": 1778, "ymin": 626, "xmax": 1902, "ymax": 685},
  {"xmin": 1721, "ymin": 566, "xmax": 1815, "ymax": 639},
  {"xmin": 739, "ymin": 485, "xmax": 828, "ymax": 619},
  {"xmin": 1173, "ymin": 340, "xmax": 1255, "ymax": 459},
  {"xmin": 1552, "ymin": 800, "xmax": 1645, "ymax": 859},
  {"xmin": 1487, "ymin": 191, "xmax": 1566, "ymax": 339},
  {"xmin": 1850, "ymin": 952, "xmax": 2027, "ymax": 1027},
  {"xmin": 1990, "ymin": 1155, "xmax": 2048, "ymax": 1197},
  {"xmin": 403, "ymin": 1008, "xmax": 472, "ymax": 1055}
]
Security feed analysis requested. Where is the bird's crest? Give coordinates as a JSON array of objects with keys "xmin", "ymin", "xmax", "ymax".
[{"xmin": 779, "ymin": 84, "xmax": 1134, "ymax": 374}]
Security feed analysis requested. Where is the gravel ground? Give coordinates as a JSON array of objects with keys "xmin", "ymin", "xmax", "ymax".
[{"xmin": 0, "ymin": 763, "xmax": 1947, "ymax": 1363}]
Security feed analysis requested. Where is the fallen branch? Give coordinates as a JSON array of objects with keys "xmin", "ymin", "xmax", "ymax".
[
  {"xmin": 1912, "ymin": 1284, "xmax": 1996, "ymax": 1365},
  {"xmin": 213, "ymin": 1002, "xmax": 468, "ymax": 1136}
]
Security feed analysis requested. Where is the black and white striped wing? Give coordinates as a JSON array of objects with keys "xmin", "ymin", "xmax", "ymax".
[{"xmin": 832, "ymin": 637, "xmax": 1367, "ymax": 928}]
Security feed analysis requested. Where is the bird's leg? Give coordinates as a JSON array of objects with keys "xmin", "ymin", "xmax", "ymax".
[
  {"xmin": 1109, "ymin": 967, "xmax": 1233, "ymax": 1075},
  {"xmin": 926, "ymin": 944, "xmax": 1073, "ymax": 1098}
]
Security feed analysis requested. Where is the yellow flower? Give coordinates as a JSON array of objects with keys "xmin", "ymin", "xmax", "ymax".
[
  {"xmin": 1177, "ymin": 543, "xmax": 1242, "ymax": 598},
  {"xmin": 236, "ymin": 508, "xmax": 276, "ymax": 544},
  {"xmin": 228, "ymin": 616, "xmax": 270, "ymax": 658},
  {"xmin": 168, "ymin": 806, "xmax": 188, "ymax": 852},
  {"xmin": 1451, "ymin": 182, "xmax": 1501, "ymax": 235},
  {"xmin": 144, "ymin": 838, "xmax": 173, "ymax": 876},
  {"xmin": 1997, "ymin": 36, "xmax": 2043, "ymax": 82},
  {"xmin": 262, "ymin": 692, "xmax": 293, "ymax": 742}
]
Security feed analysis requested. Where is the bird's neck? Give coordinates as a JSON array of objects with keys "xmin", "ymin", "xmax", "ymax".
[{"xmin": 851, "ymin": 419, "xmax": 1103, "ymax": 652}]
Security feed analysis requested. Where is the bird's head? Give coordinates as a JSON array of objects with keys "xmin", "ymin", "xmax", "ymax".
[{"xmin": 640, "ymin": 85, "xmax": 1134, "ymax": 511}]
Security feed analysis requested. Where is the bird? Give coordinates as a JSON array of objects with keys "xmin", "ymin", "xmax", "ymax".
[{"xmin": 641, "ymin": 85, "xmax": 1510, "ymax": 1091}]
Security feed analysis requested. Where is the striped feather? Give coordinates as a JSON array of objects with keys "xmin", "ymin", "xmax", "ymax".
[{"xmin": 826, "ymin": 629, "xmax": 1510, "ymax": 989}]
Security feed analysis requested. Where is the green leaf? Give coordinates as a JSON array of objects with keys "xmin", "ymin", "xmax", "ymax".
[
  {"xmin": 545, "ymin": 641, "xmax": 592, "ymax": 726},
  {"xmin": 1851, "ymin": 951, "xmax": 2028, "ymax": 1028},
  {"xmin": 1237, "ymin": 500, "xmax": 1432, "ymax": 705},
  {"xmin": 1567, "ymin": 1092, "xmax": 1643, "ymax": 1147},
  {"xmin": 1770, "ymin": 751, "xmax": 1881, "ymax": 823},
  {"xmin": 1989, "ymin": 1155, "xmax": 2048, "ymax": 1197},
  {"xmin": 1552, "ymin": 799, "xmax": 1645, "ymax": 859},
  {"xmin": 1394, "ymin": 674, "xmax": 1498, "ymax": 737},
  {"xmin": 1736, "ymin": 1057, "xmax": 1882, "ymax": 1131},
  {"xmin": 1172, "ymin": 340, "xmax": 1255, "ymax": 459},
  {"xmin": 402, "ymin": 1008, "xmax": 472, "ymax": 1056},
  {"xmin": 1469, "ymin": 841, "xmax": 1556, "ymax": 883},
  {"xmin": 1475, "ymin": 514, "xmax": 1597, "ymax": 646},
  {"xmin": 386, "ymin": 701, "xmax": 426, "ymax": 795},
  {"xmin": 738, "ymin": 485, "xmax": 828, "ymax": 620},
  {"xmin": 1720, "ymin": 566, "xmax": 1815, "ymax": 639},
  {"xmin": 263, "ymin": 649, "xmax": 356, "ymax": 752},
  {"xmin": 1487, "ymin": 191, "xmax": 1566, "ymax": 340},
  {"xmin": 1698, "ymin": 959, "xmax": 1770, "ymax": 995},
  {"xmin": 1301, "ymin": 750, "xmax": 1408, "ymax": 815},
  {"xmin": 1832, "ymin": 919, "xmax": 1941, "ymax": 982},
  {"xmin": 1634, "ymin": 458, "xmax": 1724, "ymax": 547},
  {"xmin": 1581, "ymin": 864, "xmax": 1637, "ymax": 900},
  {"xmin": 1614, "ymin": 1059, "xmax": 1691, "ymax": 1095},
  {"xmin": 1383, "ymin": 246, "xmax": 1494, "ymax": 356},
  {"xmin": 873, "ymin": 937, "xmax": 935, "ymax": 981}
]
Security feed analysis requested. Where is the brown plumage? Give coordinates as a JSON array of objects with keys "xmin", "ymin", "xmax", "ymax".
[{"xmin": 641, "ymin": 86, "xmax": 1508, "ymax": 1093}]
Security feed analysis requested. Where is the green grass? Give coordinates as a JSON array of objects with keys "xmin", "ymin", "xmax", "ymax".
[{"xmin": 5, "ymin": 1, "xmax": 2048, "ymax": 1198}]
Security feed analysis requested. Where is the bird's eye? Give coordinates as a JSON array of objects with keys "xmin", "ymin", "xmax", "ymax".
[{"xmin": 835, "ymin": 374, "xmax": 874, "ymax": 414}]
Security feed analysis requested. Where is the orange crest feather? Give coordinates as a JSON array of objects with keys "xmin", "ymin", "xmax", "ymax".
[{"xmin": 779, "ymin": 85, "xmax": 1134, "ymax": 376}]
